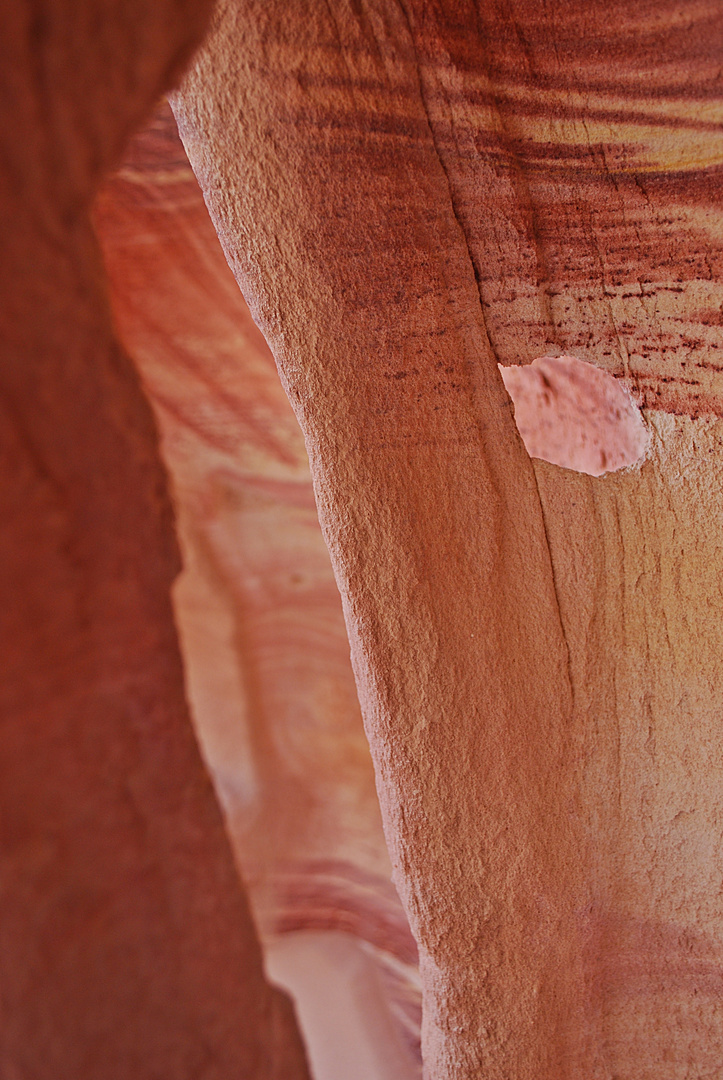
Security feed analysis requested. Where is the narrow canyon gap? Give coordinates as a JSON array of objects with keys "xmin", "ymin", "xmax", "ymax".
[
  {"xmin": 0, "ymin": 1, "xmax": 310, "ymax": 1077},
  {"xmin": 173, "ymin": 1, "xmax": 723, "ymax": 1077},
  {"xmin": 94, "ymin": 100, "xmax": 423, "ymax": 1080}
]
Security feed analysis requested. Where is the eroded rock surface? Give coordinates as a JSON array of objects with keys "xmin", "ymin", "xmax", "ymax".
[
  {"xmin": 172, "ymin": 2, "xmax": 723, "ymax": 1076},
  {"xmin": 5, "ymin": 0, "xmax": 723, "ymax": 1076},
  {"xmin": 173, "ymin": 4, "xmax": 590, "ymax": 1076}
]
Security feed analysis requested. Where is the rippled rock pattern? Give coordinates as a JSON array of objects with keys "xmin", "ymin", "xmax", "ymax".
[
  {"xmin": 4, "ymin": 0, "xmax": 723, "ymax": 1077},
  {"xmin": 95, "ymin": 103, "xmax": 422, "ymax": 1079}
]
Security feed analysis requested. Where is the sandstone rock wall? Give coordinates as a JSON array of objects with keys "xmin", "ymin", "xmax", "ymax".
[
  {"xmin": 0, "ymin": 2, "xmax": 309, "ymax": 1077},
  {"xmin": 3, "ymin": 0, "xmax": 723, "ymax": 1076},
  {"xmin": 95, "ymin": 102, "xmax": 422, "ymax": 1079},
  {"xmin": 172, "ymin": 2, "xmax": 723, "ymax": 1076}
]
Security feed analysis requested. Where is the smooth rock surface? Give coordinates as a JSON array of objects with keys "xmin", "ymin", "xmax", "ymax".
[
  {"xmin": 0, "ymin": 2, "xmax": 310, "ymax": 1077},
  {"xmin": 499, "ymin": 355, "xmax": 648, "ymax": 476},
  {"xmin": 95, "ymin": 101, "xmax": 422, "ymax": 1076}
]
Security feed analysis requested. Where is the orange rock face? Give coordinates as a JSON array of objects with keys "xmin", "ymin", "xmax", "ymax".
[
  {"xmin": 173, "ymin": 4, "xmax": 591, "ymax": 1076},
  {"xmin": 172, "ymin": 1, "xmax": 723, "ymax": 1077},
  {"xmin": 0, "ymin": 2, "xmax": 309, "ymax": 1077},
  {"xmin": 6, "ymin": 0, "xmax": 723, "ymax": 1076}
]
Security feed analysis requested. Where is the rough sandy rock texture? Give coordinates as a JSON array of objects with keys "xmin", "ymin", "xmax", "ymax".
[
  {"xmin": 0, "ymin": 2, "xmax": 309, "ymax": 1078},
  {"xmin": 94, "ymin": 102, "xmax": 422, "ymax": 1080},
  {"xmin": 172, "ymin": 1, "xmax": 723, "ymax": 1077}
]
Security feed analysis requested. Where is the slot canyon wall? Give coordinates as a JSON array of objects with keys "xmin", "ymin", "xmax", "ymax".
[
  {"xmin": 0, "ymin": 1, "xmax": 310, "ymax": 1078},
  {"xmin": 173, "ymin": 2, "xmax": 723, "ymax": 1077},
  {"xmin": 3, "ymin": 0, "xmax": 723, "ymax": 1078},
  {"xmin": 93, "ymin": 103, "xmax": 423, "ymax": 1080}
]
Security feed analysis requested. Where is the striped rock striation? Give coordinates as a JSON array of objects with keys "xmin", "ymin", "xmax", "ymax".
[
  {"xmin": 95, "ymin": 102, "xmax": 422, "ymax": 1080},
  {"xmin": 3, "ymin": 0, "xmax": 723, "ymax": 1076},
  {"xmin": 172, "ymin": 1, "xmax": 723, "ymax": 1077}
]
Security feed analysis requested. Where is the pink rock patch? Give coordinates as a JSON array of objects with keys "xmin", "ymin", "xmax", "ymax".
[{"xmin": 500, "ymin": 355, "xmax": 648, "ymax": 476}]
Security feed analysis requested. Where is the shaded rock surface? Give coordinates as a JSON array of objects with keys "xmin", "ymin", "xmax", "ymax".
[{"xmin": 0, "ymin": 2, "xmax": 310, "ymax": 1077}]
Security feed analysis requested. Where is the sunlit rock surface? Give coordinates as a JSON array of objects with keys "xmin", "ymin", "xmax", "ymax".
[
  {"xmin": 173, "ymin": 2, "xmax": 723, "ymax": 1076},
  {"xmin": 95, "ymin": 102, "xmax": 421, "ymax": 1078}
]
